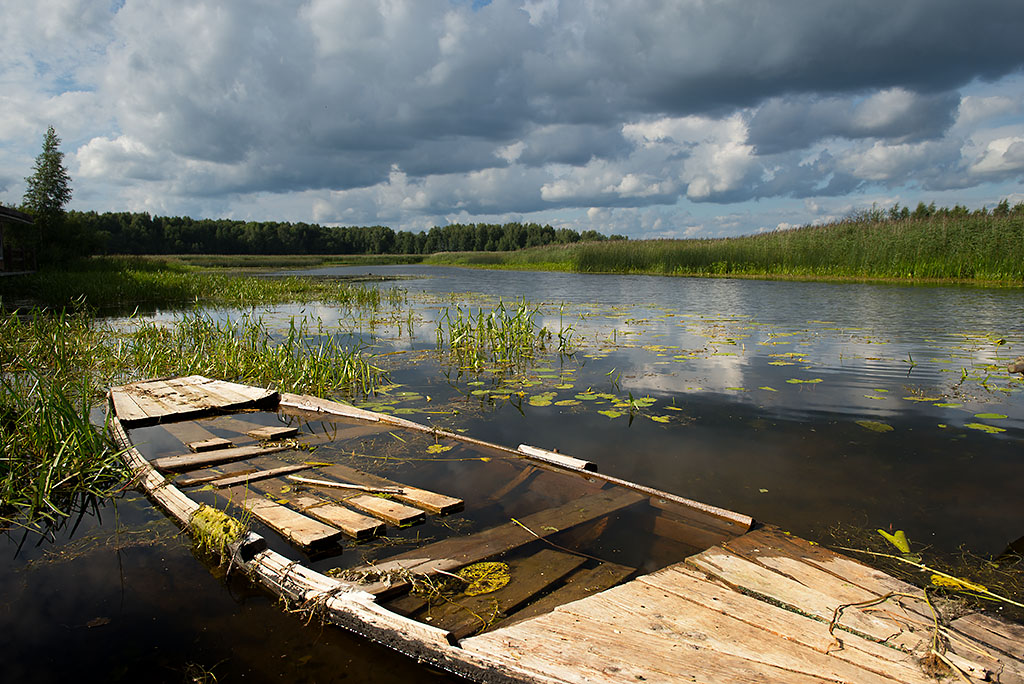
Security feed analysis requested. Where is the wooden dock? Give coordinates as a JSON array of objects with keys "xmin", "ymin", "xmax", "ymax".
[{"xmin": 108, "ymin": 375, "xmax": 1024, "ymax": 684}]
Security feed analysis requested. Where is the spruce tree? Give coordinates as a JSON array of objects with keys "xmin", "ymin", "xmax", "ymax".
[{"xmin": 22, "ymin": 126, "xmax": 73, "ymax": 263}]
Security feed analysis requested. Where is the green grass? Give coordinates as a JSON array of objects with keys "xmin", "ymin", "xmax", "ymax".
[
  {"xmin": 162, "ymin": 253, "xmax": 424, "ymax": 269},
  {"xmin": 425, "ymin": 210, "xmax": 1024, "ymax": 283},
  {"xmin": 0, "ymin": 256, "xmax": 407, "ymax": 311}
]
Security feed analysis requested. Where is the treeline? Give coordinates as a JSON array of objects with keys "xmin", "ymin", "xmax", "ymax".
[{"xmin": 66, "ymin": 211, "xmax": 625, "ymax": 255}]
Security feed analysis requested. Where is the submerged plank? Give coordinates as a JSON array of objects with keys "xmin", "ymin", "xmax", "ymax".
[
  {"xmin": 428, "ymin": 549, "xmax": 588, "ymax": 639},
  {"xmin": 351, "ymin": 487, "xmax": 645, "ymax": 594},
  {"xmin": 288, "ymin": 493, "xmax": 384, "ymax": 540},
  {"xmin": 346, "ymin": 495, "xmax": 426, "ymax": 526},
  {"xmin": 500, "ymin": 561, "xmax": 636, "ymax": 628},
  {"xmin": 150, "ymin": 444, "xmax": 292, "ymax": 472},
  {"xmin": 247, "ymin": 425, "xmax": 299, "ymax": 441},
  {"xmin": 319, "ymin": 464, "xmax": 464, "ymax": 514},
  {"xmin": 213, "ymin": 464, "xmax": 310, "ymax": 488},
  {"xmin": 222, "ymin": 487, "xmax": 342, "ymax": 551}
]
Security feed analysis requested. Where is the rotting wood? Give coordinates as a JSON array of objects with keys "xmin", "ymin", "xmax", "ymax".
[
  {"xmin": 687, "ymin": 546, "xmax": 926, "ymax": 653},
  {"xmin": 109, "ymin": 387, "xmax": 151, "ymax": 424},
  {"xmin": 518, "ymin": 445, "xmax": 596, "ymax": 472},
  {"xmin": 112, "ymin": 375, "xmax": 277, "ymax": 427},
  {"xmin": 349, "ymin": 487, "xmax": 645, "ymax": 596},
  {"xmin": 950, "ymin": 612, "xmax": 1024, "ymax": 660},
  {"xmin": 175, "ymin": 465, "xmax": 259, "ymax": 488},
  {"xmin": 213, "ymin": 464, "xmax": 311, "ymax": 488},
  {"xmin": 652, "ymin": 512, "xmax": 731, "ymax": 550},
  {"xmin": 150, "ymin": 444, "xmax": 293, "ymax": 472},
  {"xmin": 160, "ymin": 420, "xmax": 222, "ymax": 448},
  {"xmin": 499, "ymin": 561, "xmax": 636, "ymax": 629},
  {"xmin": 346, "ymin": 494, "xmax": 426, "ymax": 527},
  {"xmin": 247, "ymin": 425, "xmax": 300, "ymax": 441},
  {"xmin": 221, "ymin": 486, "xmax": 343, "ymax": 551},
  {"xmin": 318, "ymin": 464, "xmax": 464, "ymax": 514},
  {"xmin": 427, "ymin": 548, "xmax": 588, "ymax": 639},
  {"xmin": 189, "ymin": 437, "xmax": 234, "ymax": 452},
  {"xmin": 288, "ymin": 492, "xmax": 385, "ymax": 540}
]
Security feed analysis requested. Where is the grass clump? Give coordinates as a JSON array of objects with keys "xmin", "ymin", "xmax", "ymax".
[{"xmin": 436, "ymin": 300, "xmax": 566, "ymax": 371}]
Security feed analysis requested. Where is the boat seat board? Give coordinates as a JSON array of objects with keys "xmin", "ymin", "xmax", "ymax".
[
  {"xmin": 111, "ymin": 375, "xmax": 278, "ymax": 427},
  {"xmin": 220, "ymin": 486, "xmax": 343, "ymax": 551},
  {"xmin": 287, "ymin": 492, "xmax": 385, "ymax": 540},
  {"xmin": 344, "ymin": 495, "xmax": 426, "ymax": 526}
]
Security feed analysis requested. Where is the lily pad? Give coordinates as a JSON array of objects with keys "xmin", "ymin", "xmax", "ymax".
[
  {"xmin": 973, "ymin": 413, "xmax": 1008, "ymax": 420},
  {"xmin": 856, "ymin": 420, "xmax": 894, "ymax": 433},
  {"xmin": 965, "ymin": 422, "xmax": 1006, "ymax": 434},
  {"xmin": 458, "ymin": 562, "xmax": 511, "ymax": 596},
  {"xmin": 598, "ymin": 409, "xmax": 624, "ymax": 419}
]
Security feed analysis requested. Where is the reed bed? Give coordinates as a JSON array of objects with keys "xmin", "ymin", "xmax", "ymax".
[{"xmin": 428, "ymin": 210, "xmax": 1024, "ymax": 282}]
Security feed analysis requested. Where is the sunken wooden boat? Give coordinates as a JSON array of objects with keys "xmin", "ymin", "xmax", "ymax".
[{"xmin": 108, "ymin": 375, "xmax": 1024, "ymax": 684}]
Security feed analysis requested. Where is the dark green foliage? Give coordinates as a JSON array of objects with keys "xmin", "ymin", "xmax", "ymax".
[
  {"xmin": 66, "ymin": 212, "xmax": 621, "ymax": 256},
  {"xmin": 20, "ymin": 127, "xmax": 74, "ymax": 264}
]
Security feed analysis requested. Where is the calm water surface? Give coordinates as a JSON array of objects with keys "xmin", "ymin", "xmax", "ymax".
[{"xmin": 4, "ymin": 266, "xmax": 1022, "ymax": 681}]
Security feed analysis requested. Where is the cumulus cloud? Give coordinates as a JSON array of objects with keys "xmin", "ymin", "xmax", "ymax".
[{"xmin": 2, "ymin": 0, "xmax": 1024, "ymax": 235}]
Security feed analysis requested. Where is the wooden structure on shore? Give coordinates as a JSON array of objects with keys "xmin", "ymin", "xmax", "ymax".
[{"xmin": 109, "ymin": 375, "xmax": 1024, "ymax": 683}]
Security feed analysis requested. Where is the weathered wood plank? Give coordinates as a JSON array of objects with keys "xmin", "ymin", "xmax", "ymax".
[
  {"xmin": 150, "ymin": 444, "xmax": 292, "ymax": 472},
  {"xmin": 653, "ymin": 512, "xmax": 732, "ymax": 550},
  {"xmin": 687, "ymin": 546, "xmax": 923, "ymax": 652},
  {"xmin": 189, "ymin": 437, "xmax": 234, "ymax": 452},
  {"xmin": 288, "ymin": 493, "xmax": 384, "ymax": 540},
  {"xmin": 319, "ymin": 464, "xmax": 464, "ymax": 514},
  {"xmin": 499, "ymin": 561, "xmax": 636, "ymax": 628},
  {"xmin": 551, "ymin": 579, "xmax": 907, "ymax": 684},
  {"xmin": 109, "ymin": 387, "xmax": 150, "ymax": 423},
  {"xmin": 174, "ymin": 465, "xmax": 259, "ymax": 488},
  {"xmin": 213, "ymin": 464, "xmax": 310, "ymax": 488},
  {"xmin": 350, "ymin": 487, "xmax": 645, "ymax": 595},
  {"xmin": 222, "ymin": 487, "xmax": 342, "ymax": 551},
  {"xmin": 346, "ymin": 495, "xmax": 426, "ymax": 526},
  {"xmin": 463, "ymin": 608, "xmax": 840, "ymax": 684},
  {"xmin": 486, "ymin": 465, "xmax": 538, "ymax": 502},
  {"xmin": 246, "ymin": 425, "xmax": 299, "ymax": 441},
  {"xmin": 950, "ymin": 612, "xmax": 1024, "ymax": 660},
  {"xmin": 640, "ymin": 563, "xmax": 932, "ymax": 675},
  {"xmin": 428, "ymin": 549, "xmax": 587, "ymax": 639}
]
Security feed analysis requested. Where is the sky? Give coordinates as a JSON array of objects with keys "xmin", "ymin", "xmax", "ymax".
[{"xmin": 2, "ymin": 0, "xmax": 1024, "ymax": 239}]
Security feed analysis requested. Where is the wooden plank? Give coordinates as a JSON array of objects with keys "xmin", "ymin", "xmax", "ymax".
[
  {"xmin": 346, "ymin": 495, "xmax": 426, "ymax": 526},
  {"xmin": 319, "ymin": 464, "xmax": 463, "ymax": 514},
  {"xmin": 687, "ymin": 546, "xmax": 923, "ymax": 652},
  {"xmin": 549, "ymin": 579, "xmax": 907, "ymax": 684},
  {"xmin": 653, "ymin": 512, "xmax": 731, "ymax": 550},
  {"xmin": 638, "ymin": 563, "xmax": 943, "ymax": 683},
  {"xmin": 487, "ymin": 465, "xmax": 538, "ymax": 502},
  {"xmin": 150, "ymin": 444, "xmax": 292, "ymax": 472},
  {"xmin": 349, "ymin": 487, "xmax": 645, "ymax": 594},
  {"xmin": 289, "ymin": 493, "xmax": 384, "ymax": 540},
  {"xmin": 246, "ymin": 425, "xmax": 299, "ymax": 441},
  {"xmin": 518, "ymin": 444, "xmax": 596, "ymax": 472},
  {"xmin": 222, "ymin": 487, "xmax": 342, "ymax": 551},
  {"xmin": 427, "ymin": 549, "xmax": 587, "ymax": 639},
  {"xmin": 463, "ymin": 608, "xmax": 840, "ymax": 684},
  {"xmin": 109, "ymin": 387, "xmax": 150, "ymax": 423},
  {"xmin": 188, "ymin": 437, "xmax": 234, "ymax": 452},
  {"xmin": 213, "ymin": 464, "xmax": 310, "ymax": 488},
  {"xmin": 950, "ymin": 612, "xmax": 1024, "ymax": 660},
  {"xmin": 499, "ymin": 561, "xmax": 636, "ymax": 628},
  {"xmin": 175, "ymin": 465, "xmax": 259, "ymax": 488}
]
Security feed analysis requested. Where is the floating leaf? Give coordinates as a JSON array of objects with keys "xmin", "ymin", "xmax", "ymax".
[
  {"xmin": 903, "ymin": 396, "xmax": 943, "ymax": 402},
  {"xmin": 598, "ymin": 409, "xmax": 623, "ymax": 419},
  {"xmin": 787, "ymin": 378, "xmax": 823, "ymax": 384},
  {"xmin": 649, "ymin": 415, "xmax": 670, "ymax": 423},
  {"xmin": 458, "ymin": 562, "xmax": 511, "ymax": 596},
  {"xmin": 426, "ymin": 444, "xmax": 453, "ymax": 454},
  {"xmin": 863, "ymin": 395, "xmax": 887, "ymax": 401},
  {"xmin": 974, "ymin": 413, "xmax": 1008, "ymax": 420},
  {"xmin": 856, "ymin": 420, "xmax": 894, "ymax": 433},
  {"xmin": 933, "ymin": 402, "xmax": 962, "ymax": 408},
  {"xmin": 759, "ymin": 386, "xmax": 777, "ymax": 392},
  {"xmin": 554, "ymin": 399, "xmax": 580, "ymax": 406},
  {"xmin": 528, "ymin": 392, "xmax": 556, "ymax": 407},
  {"xmin": 877, "ymin": 529, "xmax": 911, "ymax": 553},
  {"xmin": 965, "ymin": 422, "xmax": 1006, "ymax": 434}
]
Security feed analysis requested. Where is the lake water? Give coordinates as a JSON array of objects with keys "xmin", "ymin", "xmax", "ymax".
[{"xmin": 4, "ymin": 266, "xmax": 1022, "ymax": 681}]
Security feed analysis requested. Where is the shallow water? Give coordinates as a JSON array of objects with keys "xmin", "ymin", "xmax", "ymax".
[{"xmin": 5, "ymin": 267, "xmax": 1023, "ymax": 680}]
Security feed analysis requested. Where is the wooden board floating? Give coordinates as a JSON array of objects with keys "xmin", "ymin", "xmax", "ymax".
[
  {"xmin": 317, "ymin": 464, "xmax": 464, "ymax": 515},
  {"xmin": 222, "ymin": 487, "xmax": 343, "ymax": 552},
  {"xmin": 246, "ymin": 425, "xmax": 299, "ymax": 441},
  {"xmin": 288, "ymin": 493, "xmax": 385, "ymax": 540},
  {"xmin": 188, "ymin": 437, "xmax": 233, "ymax": 452},
  {"xmin": 150, "ymin": 444, "xmax": 293, "ymax": 472},
  {"xmin": 345, "ymin": 495, "xmax": 426, "ymax": 527}
]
